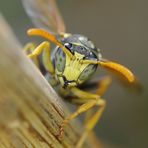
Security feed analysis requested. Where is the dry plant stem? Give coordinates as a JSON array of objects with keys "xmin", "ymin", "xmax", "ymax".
[{"xmin": 0, "ymin": 15, "xmax": 103, "ymax": 148}]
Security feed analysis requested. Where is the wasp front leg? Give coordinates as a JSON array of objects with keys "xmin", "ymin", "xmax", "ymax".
[
  {"xmin": 76, "ymin": 99, "xmax": 106, "ymax": 148},
  {"xmin": 24, "ymin": 42, "xmax": 40, "ymax": 67},
  {"xmin": 84, "ymin": 76, "xmax": 112, "ymax": 122},
  {"xmin": 96, "ymin": 76, "xmax": 112, "ymax": 96},
  {"xmin": 26, "ymin": 41, "xmax": 55, "ymax": 75},
  {"xmin": 59, "ymin": 76, "xmax": 112, "ymax": 148},
  {"xmin": 60, "ymin": 88, "xmax": 106, "ymax": 148},
  {"xmin": 58, "ymin": 88, "xmax": 105, "ymax": 147}
]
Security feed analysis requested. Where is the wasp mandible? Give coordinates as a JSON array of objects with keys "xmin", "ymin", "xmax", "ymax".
[{"xmin": 22, "ymin": 0, "xmax": 138, "ymax": 147}]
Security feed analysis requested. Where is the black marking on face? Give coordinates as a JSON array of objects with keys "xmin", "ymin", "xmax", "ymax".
[{"xmin": 62, "ymin": 76, "xmax": 77, "ymax": 88}]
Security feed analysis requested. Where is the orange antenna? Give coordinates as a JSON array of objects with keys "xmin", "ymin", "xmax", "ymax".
[
  {"xmin": 98, "ymin": 61, "xmax": 135, "ymax": 83},
  {"xmin": 81, "ymin": 59, "xmax": 135, "ymax": 83},
  {"xmin": 27, "ymin": 28, "xmax": 75, "ymax": 59}
]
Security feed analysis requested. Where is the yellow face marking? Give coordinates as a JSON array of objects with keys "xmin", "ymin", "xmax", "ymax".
[{"xmin": 56, "ymin": 52, "xmax": 90, "ymax": 87}]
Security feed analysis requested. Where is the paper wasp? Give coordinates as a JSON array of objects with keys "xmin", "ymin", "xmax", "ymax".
[{"xmin": 22, "ymin": 0, "xmax": 139, "ymax": 147}]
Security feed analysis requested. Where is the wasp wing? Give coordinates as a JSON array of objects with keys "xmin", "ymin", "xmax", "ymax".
[{"xmin": 22, "ymin": 0, "xmax": 66, "ymax": 34}]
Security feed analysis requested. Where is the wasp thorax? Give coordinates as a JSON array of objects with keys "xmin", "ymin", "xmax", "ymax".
[{"xmin": 52, "ymin": 34, "xmax": 100, "ymax": 88}]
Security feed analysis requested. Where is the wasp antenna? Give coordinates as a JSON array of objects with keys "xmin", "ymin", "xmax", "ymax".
[
  {"xmin": 27, "ymin": 28, "xmax": 75, "ymax": 59},
  {"xmin": 98, "ymin": 61, "xmax": 135, "ymax": 83},
  {"xmin": 81, "ymin": 59, "xmax": 135, "ymax": 83}
]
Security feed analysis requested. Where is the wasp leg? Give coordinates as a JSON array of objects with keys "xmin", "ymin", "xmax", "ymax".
[
  {"xmin": 71, "ymin": 87, "xmax": 107, "ymax": 148},
  {"xmin": 24, "ymin": 42, "xmax": 39, "ymax": 67},
  {"xmin": 84, "ymin": 76, "xmax": 112, "ymax": 123},
  {"xmin": 59, "ymin": 95, "xmax": 106, "ymax": 148},
  {"xmin": 59, "ymin": 99, "xmax": 100, "ymax": 138},
  {"xmin": 81, "ymin": 76, "xmax": 111, "ymax": 147},
  {"xmin": 96, "ymin": 76, "xmax": 112, "ymax": 96},
  {"xmin": 27, "ymin": 41, "xmax": 55, "ymax": 75},
  {"xmin": 59, "ymin": 78, "xmax": 111, "ymax": 147},
  {"xmin": 59, "ymin": 87, "xmax": 103, "ymax": 133},
  {"xmin": 76, "ymin": 99, "xmax": 106, "ymax": 148},
  {"xmin": 77, "ymin": 76, "xmax": 112, "ymax": 148},
  {"xmin": 24, "ymin": 42, "xmax": 35, "ymax": 53}
]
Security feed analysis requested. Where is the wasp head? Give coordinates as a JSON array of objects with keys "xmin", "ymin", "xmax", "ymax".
[
  {"xmin": 27, "ymin": 29, "xmax": 137, "ymax": 89},
  {"xmin": 54, "ymin": 34, "xmax": 101, "ymax": 88}
]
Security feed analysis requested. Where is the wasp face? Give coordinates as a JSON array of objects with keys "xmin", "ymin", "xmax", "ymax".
[{"xmin": 53, "ymin": 34, "xmax": 101, "ymax": 88}]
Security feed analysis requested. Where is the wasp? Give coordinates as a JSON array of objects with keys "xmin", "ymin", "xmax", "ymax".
[{"xmin": 22, "ymin": 0, "xmax": 139, "ymax": 147}]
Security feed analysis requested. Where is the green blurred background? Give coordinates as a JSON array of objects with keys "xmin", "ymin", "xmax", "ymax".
[{"xmin": 0, "ymin": 0, "xmax": 148, "ymax": 147}]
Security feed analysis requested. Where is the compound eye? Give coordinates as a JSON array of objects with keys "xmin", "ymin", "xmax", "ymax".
[
  {"xmin": 89, "ymin": 52, "xmax": 93, "ymax": 57},
  {"xmin": 78, "ymin": 46, "xmax": 84, "ymax": 50},
  {"xmin": 64, "ymin": 43, "xmax": 73, "ymax": 49},
  {"xmin": 85, "ymin": 52, "xmax": 97, "ymax": 59},
  {"xmin": 89, "ymin": 52, "xmax": 96, "ymax": 58}
]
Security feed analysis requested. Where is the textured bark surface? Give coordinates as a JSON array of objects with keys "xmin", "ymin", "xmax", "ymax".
[{"xmin": 0, "ymin": 15, "xmax": 103, "ymax": 148}]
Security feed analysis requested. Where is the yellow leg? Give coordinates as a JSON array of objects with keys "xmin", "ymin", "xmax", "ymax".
[
  {"xmin": 59, "ymin": 94, "xmax": 106, "ymax": 148},
  {"xmin": 24, "ymin": 42, "xmax": 36, "ymax": 52},
  {"xmin": 76, "ymin": 99, "xmax": 106, "ymax": 148},
  {"xmin": 84, "ymin": 76, "xmax": 112, "ymax": 123},
  {"xmin": 59, "ymin": 87, "xmax": 103, "ymax": 136},
  {"xmin": 81, "ymin": 76, "xmax": 111, "ymax": 147},
  {"xmin": 84, "ymin": 76, "xmax": 112, "ymax": 122},
  {"xmin": 96, "ymin": 76, "xmax": 112, "ymax": 96},
  {"xmin": 59, "ymin": 99, "xmax": 99, "ymax": 139},
  {"xmin": 27, "ymin": 41, "xmax": 55, "ymax": 75},
  {"xmin": 23, "ymin": 43, "xmax": 39, "ymax": 67},
  {"xmin": 70, "ymin": 87, "xmax": 99, "ymax": 100},
  {"xmin": 59, "ymin": 76, "xmax": 111, "ymax": 147}
]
